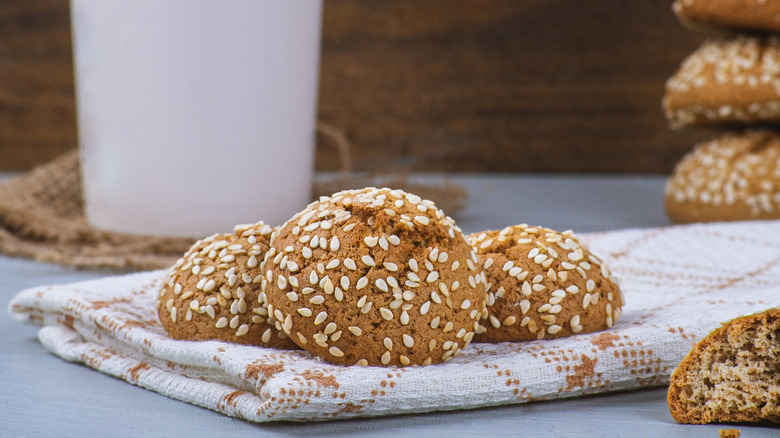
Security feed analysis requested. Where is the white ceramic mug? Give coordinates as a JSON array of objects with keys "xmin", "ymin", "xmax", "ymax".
[{"xmin": 71, "ymin": 0, "xmax": 322, "ymax": 237}]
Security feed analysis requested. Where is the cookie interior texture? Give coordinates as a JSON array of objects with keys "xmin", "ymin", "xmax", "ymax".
[
  {"xmin": 665, "ymin": 130, "xmax": 780, "ymax": 223},
  {"xmin": 156, "ymin": 222, "xmax": 297, "ymax": 349},
  {"xmin": 262, "ymin": 187, "xmax": 487, "ymax": 367},
  {"xmin": 668, "ymin": 308, "xmax": 780, "ymax": 424},
  {"xmin": 469, "ymin": 224, "xmax": 623, "ymax": 342}
]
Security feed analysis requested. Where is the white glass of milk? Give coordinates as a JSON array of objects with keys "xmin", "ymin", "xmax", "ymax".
[{"xmin": 70, "ymin": 0, "xmax": 322, "ymax": 237}]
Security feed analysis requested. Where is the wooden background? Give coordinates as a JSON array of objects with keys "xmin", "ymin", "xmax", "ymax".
[{"xmin": 0, "ymin": 0, "xmax": 715, "ymax": 172}]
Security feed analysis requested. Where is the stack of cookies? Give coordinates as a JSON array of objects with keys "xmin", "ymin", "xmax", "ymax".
[{"xmin": 663, "ymin": 0, "xmax": 780, "ymax": 223}]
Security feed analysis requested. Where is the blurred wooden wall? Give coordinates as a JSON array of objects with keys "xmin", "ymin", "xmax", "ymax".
[{"xmin": 1, "ymin": 0, "xmax": 712, "ymax": 172}]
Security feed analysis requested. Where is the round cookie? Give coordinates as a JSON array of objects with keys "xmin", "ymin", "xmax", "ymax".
[
  {"xmin": 665, "ymin": 131, "xmax": 780, "ymax": 223},
  {"xmin": 663, "ymin": 36, "xmax": 780, "ymax": 129},
  {"xmin": 468, "ymin": 224, "xmax": 623, "ymax": 343},
  {"xmin": 261, "ymin": 187, "xmax": 488, "ymax": 367},
  {"xmin": 156, "ymin": 222, "xmax": 297, "ymax": 349},
  {"xmin": 673, "ymin": 0, "xmax": 780, "ymax": 33}
]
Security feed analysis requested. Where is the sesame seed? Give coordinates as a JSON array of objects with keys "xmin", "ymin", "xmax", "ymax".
[
  {"xmin": 230, "ymin": 315, "xmax": 240, "ymax": 329},
  {"xmin": 362, "ymin": 255, "xmax": 376, "ymax": 267},
  {"xmin": 387, "ymin": 276, "xmax": 399, "ymax": 289},
  {"xmin": 549, "ymin": 304, "xmax": 562, "ymax": 314},
  {"xmin": 402, "ymin": 334, "xmax": 414, "ymax": 348},
  {"xmin": 400, "ymin": 311, "xmax": 410, "ymax": 325},
  {"xmin": 426, "ymin": 271, "xmax": 439, "ymax": 283},
  {"xmin": 343, "ymin": 258, "xmax": 357, "ymax": 270},
  {"xmin": 414, "ymin": 215, "xmax": 430, "ymax": 226},
  {"xmin": 216, "ymin": 317, "xmax": 228, "ymax": 328},
  {"xmin": 314, "ymin": 311, "xmax": 328, "ymax": 325},
  {"xmin": 380, "ymin": 307, "xmax": 394, "ymax": 320},
  {"xmin": 431, "ymin": 291, "xmax": 442, "ymax": 304},
  {"xmin": 443, "ymin": 321, "xmax": 454, "ymax": 332},
  {"xmin": 388, "ymin": 235, "xmax": 400, "ymax": 245},
  {"xmin": 323, "ymin": 278, "xmax": 335, "ymax": 294},
  {"xmin": 460, "ymin": 299, "xmax": 471, "ymax": 309},
  {"xmin": 548, "ymin": 325, "xmax": 562, "ymax": 335},
  {"xmin": 420, "ymin": 301, "xmax": 431, "ymax": 315},
  {"xmin": 326, "ymin": 259, "xmax": 340, "ymax": 270},
  {"xmin": 430, "ymin": 316, "xmax": 441, "ymax": 329},
  {"xmin": 261, "ymin": 329, "xmax": 272, "ymax": 344},
  {"xmin": 383, "ymin": 262, "xmax": 399, "ymax": 272},
  {"xmin": 297, "ymin": 308, "xmax": 312, "ymax": 317},
  {"xmin": 381, "ymin": 351, "xmax": 391, "ymax": 365},
  {"xmin": 409, "ymin": 259, "xmax": 419, "ymax": 272},
  {"xmin": 329, "ymin": 346, "xmax": 344, "ymax": 357},
  {"xmin": 324, "ymin": 322, "xmax": 337, "ymax": 335},
  {"xmin": 503, "ymin": 316, "xmax": 517, "ymax": 325},
  {"xmin": 566, "ymin": 285, "xmax": 579, "ymax": 294},
  {"xmin": 348, "ymin": 326, "xmax": 362, "ymax": 336},
  {"xmin": 286, "ymin": 292, "xmax": 299, "ymax": 301},
  {"xmin": 356, "ymin": 277, "xmax": 369, "ymax": 290},
  {"xmin": 375, "ymin": 278, "xmax": 389, "ymax": 292},
  {"xmin": 586, "ymin": 279, "xmax": 596, "ymax": 292},
  {"xmin": 364, "ymin": 236, "xmax": 379, "ymax": 247},
  {"xmin": 360, "ymin": 302, "xmax": 373, "ymax": 313},
  {"xmin": 384, "ymin": 337, "xmax": 393, "ymax": 350}
]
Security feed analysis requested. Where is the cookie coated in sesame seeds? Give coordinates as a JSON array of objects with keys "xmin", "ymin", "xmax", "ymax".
[
  {"xmin": 156, "ymin": 222, "xmax": 297, "ymax": 349},
  {"xmin": 663, "ymin": 36, "xmax": 780, "ymax": 129},
  {"xmin": 468, "ymin": 224, "xmax": 623, "ymax": 342},
  {"xmin": 673, "ymin": 0, "xmax": 780, "ymax": 33},
  {"xmin": 262, "ymin": 187, "xmax": 488, "ymax": 367},
  {"xmin": 665, "ymin": 131, "xmax": 780, "ymax": 223}
]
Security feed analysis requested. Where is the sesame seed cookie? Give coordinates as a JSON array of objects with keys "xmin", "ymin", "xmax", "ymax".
[
  {"xmin": 469, "ymin": 224, "xmax": 623, "ymax": 342},
  {"xmin": 673, "ymin": 0, "xmax": 780, "ymax": 33},
  {"xmin": 665, "ymin": 131, "xmax": 780, "ymax": 223},
  {"xmin": 663, "ymin": 36, "xmax": 780, "ymax": 129},
  {"xmin": 668, "ymin": 307, "xmax": 780, "ymax": 424},
  {"xmin": 156, "ymin": 222, "xmax": 297, "ymax": 349},
  {"xmin": 261, "ymin": 187, "xmax": 488, "ymax": 366}
]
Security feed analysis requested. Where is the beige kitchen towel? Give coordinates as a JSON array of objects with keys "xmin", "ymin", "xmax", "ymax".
[{"xmin": 8, "ymin": 220, "xmax": 780, "ymax": 422}]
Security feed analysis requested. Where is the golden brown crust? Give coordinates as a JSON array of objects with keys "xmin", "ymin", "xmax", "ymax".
[
  {"xmin": 663, "ymin": 37, "xmax": 780, "ymax": 129},
  {"xmin": 156, "ymin": 222, "xmax": 297, "ymax": 349},
  {"xmin": 469, "ymin": 225, "xmax": 623, "ymax": 342},
  {"xmin": 668, "ymin": 308, "xmax": 780, "ymax": 424},
  {"xmin": 665, "ymin": 130, "xmax": 780, "ymax": 223},
  {"xmin": 673, "ymin": 0, "xmax": 780, "ymax": 32},
  {"xmin": 262, "ymin": 187, "xmax": 487, "ymax": 367}
]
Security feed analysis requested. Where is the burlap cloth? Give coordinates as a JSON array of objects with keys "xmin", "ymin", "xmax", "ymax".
[{"xmin": 0, "ymin": 142, "xmax": 465, "ymax": 270}]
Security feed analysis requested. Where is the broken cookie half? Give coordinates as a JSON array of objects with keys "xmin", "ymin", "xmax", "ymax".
[{"xmin": 668, "ymin": 308, "xmax": 780, "ymax": 424}]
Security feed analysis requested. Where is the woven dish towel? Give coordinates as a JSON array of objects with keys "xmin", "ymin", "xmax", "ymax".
[{"xmin": 8, "ymin": 220, "xmax": 780, "ymax": 422}]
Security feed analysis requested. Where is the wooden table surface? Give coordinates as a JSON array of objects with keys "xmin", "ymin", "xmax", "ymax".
[{"xmin": 2, "ymin": 173, "xmax": 778, "ymax": 437}]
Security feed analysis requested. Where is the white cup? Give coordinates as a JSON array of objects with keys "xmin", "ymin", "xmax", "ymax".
[{"xmin": 70, "ymin": 0, "xmax": 322, "ymax": 237}]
